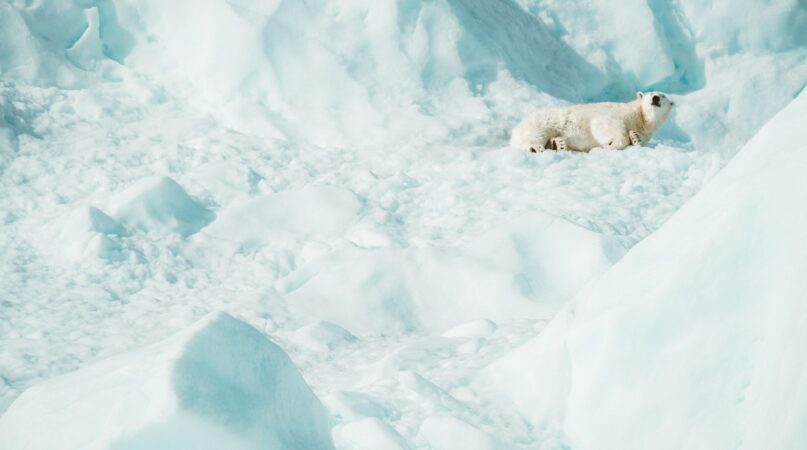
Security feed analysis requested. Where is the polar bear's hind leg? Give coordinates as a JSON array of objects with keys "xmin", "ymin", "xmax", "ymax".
[
  {"xmin": 525, "ymin": 131, "xmax": 554, "ymax": 153},
  {"xmin": 550, "ymin": 137, "xmax": 567, "ymax": 151}
]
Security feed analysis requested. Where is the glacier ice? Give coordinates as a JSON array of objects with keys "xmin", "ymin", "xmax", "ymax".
[
  {"xmin": 0, "ymin": 312, "xmax": 335, "ymax": 450},
  {"xmin": 488, "ymin": 89, "xmax": 807, "ymax": 450},
  {"xmin": 0, "ymin": 0, "xmax": 805, "ymax": 448}
]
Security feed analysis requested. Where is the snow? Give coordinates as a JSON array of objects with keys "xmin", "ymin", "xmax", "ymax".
[
  {"xmin": 0, "ymin": 0, "xmax": 805, "ymax": 448},
  {"xmin": 108, "ymin": 176, "xmax": 214, "ymax": 237},
  {"xmin": 488, "ymin": 89, "xmax": 807, "ymax": 449},
  {"xmin": 282, "ymin": 210, "xmax": 624, "ymax": 333},
  {"xmin": 419, "ymin": 414, "xmax": 507, "ymax": 450},
  {"xmin": 334, "ymin": 417, "xmax": 411, "ymax": 450},
  {"xmin": 0, "ymin": 312, "xmax": 334, "ymax": 450}
]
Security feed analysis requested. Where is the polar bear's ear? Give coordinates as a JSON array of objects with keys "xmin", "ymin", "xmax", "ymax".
[{"xmin": 637, "ymin": 91, "xmax": 644, "ymax": 100}]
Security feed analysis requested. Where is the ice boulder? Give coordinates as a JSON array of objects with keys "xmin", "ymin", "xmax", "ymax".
[
  {"xmin": 108, "ymin": 176, "xmax": 214, "ymax": 237},
  {"xmin": 0, "ymin": 312, "xmax": 335, "ymax": 450},
  {"xmin": 488, "ymin": 90, "xmax": 807, "ymax": 449}
]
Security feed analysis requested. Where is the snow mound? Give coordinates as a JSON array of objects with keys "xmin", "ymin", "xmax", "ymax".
[
  {"xmin": 49, "ymin": 205, "xmax": 125, "ymax": 262},
  {"xmin": 292, "ymin": 321, "xmax": 357, "ymax": 352},
  {"xmin": 95, "ymin": 0, "xmax": 599, "ymax": 147},
  {"xmin": 488, "ymin": 89, "xmax": 807, "ymax": 449},
  {"xmin": 108, "ymin": 176, "xmax": 214, "ymax": 237},
  {"xmin": 0, "ymin": 312, "xmax": 334, "ymax": 450},
  {"xmin": 419, "ymin": 414, "xmax": 506, "ymax": 450},
  {"xmin": 333, "ymin": 417, "xmax": 410, "ymax": 450},
  {"xmin": 323, "ymin": 391, "xmax": 391, "ymax": 422},
  {"xmin": 283, "ymin": 211, "xmax": 625, "ymax": 333},
  {"xmin": 201, "ymin": 186, "xmax": 362, "ymax": 252},
  {"xmin": 443, "ymin": 319, "xmax": 498, "ymax": 339}
]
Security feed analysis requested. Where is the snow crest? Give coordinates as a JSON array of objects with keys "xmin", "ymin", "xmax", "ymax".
[{"xmin": 0, "ymin": 312, "xmax": 335, "ymax": 450}]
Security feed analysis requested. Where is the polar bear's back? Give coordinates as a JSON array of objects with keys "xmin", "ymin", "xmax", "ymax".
[{"xmin": 510, "ymin": 101, "xmax": 638, "ymax": 150}]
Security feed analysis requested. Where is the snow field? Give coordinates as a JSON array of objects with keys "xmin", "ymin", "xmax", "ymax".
[
  {"xmin": 0, "ymin": 0, "xmax": 806, "ymax": 448},
  {"xmin": 0, "ymin": 312, "xmax": 334, "ymax": 450},
  {"xmin": 487, "ymin": 89, "xmax": 807, "ymax": 449}
]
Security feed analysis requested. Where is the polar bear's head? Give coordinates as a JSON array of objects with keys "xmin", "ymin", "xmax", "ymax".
[{"xmin": 637, "ymin": 91, "xmax": 674, "ymax": 127}]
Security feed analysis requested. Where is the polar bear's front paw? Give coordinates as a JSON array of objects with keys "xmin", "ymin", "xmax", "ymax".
[
  {"xmin": 550, "ymin": 137, "xmax": 567, "ymax": 151},
  {"xmin": 629, "ymin": 130, "xmax": 642, "ymax": 146},
  {"xmin": 529, "ymin": 145, "xmax": 544, "ymax": 153}
]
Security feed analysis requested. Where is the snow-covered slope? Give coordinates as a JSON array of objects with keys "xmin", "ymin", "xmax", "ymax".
[
  {"xmin": 489, "ymin": 89, "xmax": 807, "ymax": 449},
  {"xmin": 0, "ymin": 312, "xmax": 335, "ymax": 450},
  {"xmin": 1, "ymin": 0, "xmax": 806, "ymax": 448}
]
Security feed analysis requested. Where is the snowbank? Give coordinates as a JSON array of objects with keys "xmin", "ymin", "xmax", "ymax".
[
  {"xmin": 419, "ymin": 414, "xmax": 506, "ymax": 450},
  {"xmin": 3, "ymin": 0, "xmax": 805, "ymax": 152},
  {"xmin": 49, "ymin": 205, "xmax": 126, "ymax": 262},
  {"xmin": 333, "ymin": 417, "xmax": 410, "ymax": 450},
  {"xmin": 488, "ymin": 89, "xmax": 807, "ymax": 449},
  {"xmin": 282, "ymin": 211, "xmax": 624, "ymax": 333},
  {"xmin": 0, "ymin": 312, "xmax": 335, "ymax": 450},
  {"xmin": 108, "ymin": 176, "xmax": 214, "ymax": 237},
  {"xmin": 200, "ymin": 186, "xmax": 362, "ymax": 252}
]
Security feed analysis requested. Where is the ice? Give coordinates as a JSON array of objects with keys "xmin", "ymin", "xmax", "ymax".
[
  {"xmin": 323, "ymin": 391, "xmax": 391, "ymax": 422},
  {"xmin": 0, "ymin": 312, "xmax": 335, "ymax": 450},
  {"xmin": 0, "ymin": 0, "xmax": 805, "ymax": 448},
  {"xmin": 292, "ymin": 321, "xmax": 357, "ymax": 353},
  {"xmin": 419, "ymin": 414, "xmax": 505, "ymax": 450},
  {"xmin": 488, "ymin": 90, "xmax": 807, "ymax": 449},
  {"xmin": 334, "ymin": 417, "xmax": 411, "ymax": 450},
  {"xmin": 442, "ymin": 319, "xmax": 498, "ymax": 339},
  {"xmin": 199, "ymin": 186, "xmax": 363, "ymax": 253},
  {"xmin": 49, "ymin": 206, "xmax": 126, "ymax": 262},
  {"xmin": 108, "ymin": 176, "xmax": 214, "ymax": 237},
  {"xmin": 283, "ymin": 211, "xmax": 624, "ymax": 333}
]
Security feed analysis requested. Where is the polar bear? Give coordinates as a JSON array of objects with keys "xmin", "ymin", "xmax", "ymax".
[{"xmin": 510, "ymin": 92, "xmax": 674, "ymax": 153}]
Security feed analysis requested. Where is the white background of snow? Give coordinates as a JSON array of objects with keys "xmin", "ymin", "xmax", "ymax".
[
  {"xmin": 0, "ymin": 0, "xmax": 805, "ymax": 448},
  {"xmin": 0, "ymin": 312, "xmax": 335, "ymax": 450},
  {"xmin": 488, "ymin": 88, "xmax": 807, "ymax": 450}
]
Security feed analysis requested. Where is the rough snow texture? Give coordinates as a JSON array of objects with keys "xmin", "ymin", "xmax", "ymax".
[
  {"xmin": 0, "ymin": 312, "xmax": 335, "ymax": 450},
  {"xmin": 488, "ymin": 90, "xmax": 807, "ymax": 450},
  {"xmin": 0, "ymin": 0, "xmax": 805, "ymax": 449}
]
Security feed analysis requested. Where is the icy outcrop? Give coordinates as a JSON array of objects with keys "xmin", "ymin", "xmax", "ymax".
[
  {"xmin": 108, "ymin": 176, "xmax": 214, "ymax": 237},
  {"xmin": 0, "ymin": 312, "xmax": 335, "ymax": 450},
  {"xmin": 488, "ymin": 89, "xmax": 807, "ymax": 449}
]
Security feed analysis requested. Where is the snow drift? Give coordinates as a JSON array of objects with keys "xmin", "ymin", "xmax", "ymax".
[
  {"xmin": 3, "ymin": 0, "xmax": 805, "ymax": 152},
  {"xmin": 488, "ymin": 89, "xmax": 807, "ymax": 449},
  {"xmin": 0, "ymin": 0, "xmax": 806, "ymax": 448},
  {"xmin": 0, "ymin": 312, "xmax": 335, "ymax": 450},
  {"xmin": 281, "ymin": 211, "xmax": 625, "ymax": 333}
]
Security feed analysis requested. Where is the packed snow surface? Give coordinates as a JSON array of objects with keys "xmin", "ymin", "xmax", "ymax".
[
  {"xmin": 0, "ymin": 312, "xmax": 335, "ymax": 450},
  {"xmin": 0, "ymin": 0, "xmax": 805, "ymax": 448},
  {"xmin": 489, "ymin": 89, "xmax": 807, "ymax": 450}
]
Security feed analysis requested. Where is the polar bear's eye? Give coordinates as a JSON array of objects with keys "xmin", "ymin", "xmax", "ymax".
[{"xmin": 651, "ymin": 95, "xmax": 661, "ymax": 106}]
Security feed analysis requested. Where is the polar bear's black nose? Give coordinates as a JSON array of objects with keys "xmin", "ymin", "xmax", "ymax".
[{"xmin": 651, "ymin": 95, "xmax": 661, "ymax": 106}]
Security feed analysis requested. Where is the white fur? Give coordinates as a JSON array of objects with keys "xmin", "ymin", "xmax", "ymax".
[{"xmin": 510, "ymin": 91, "xmax": 674, "ymax": 152}]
